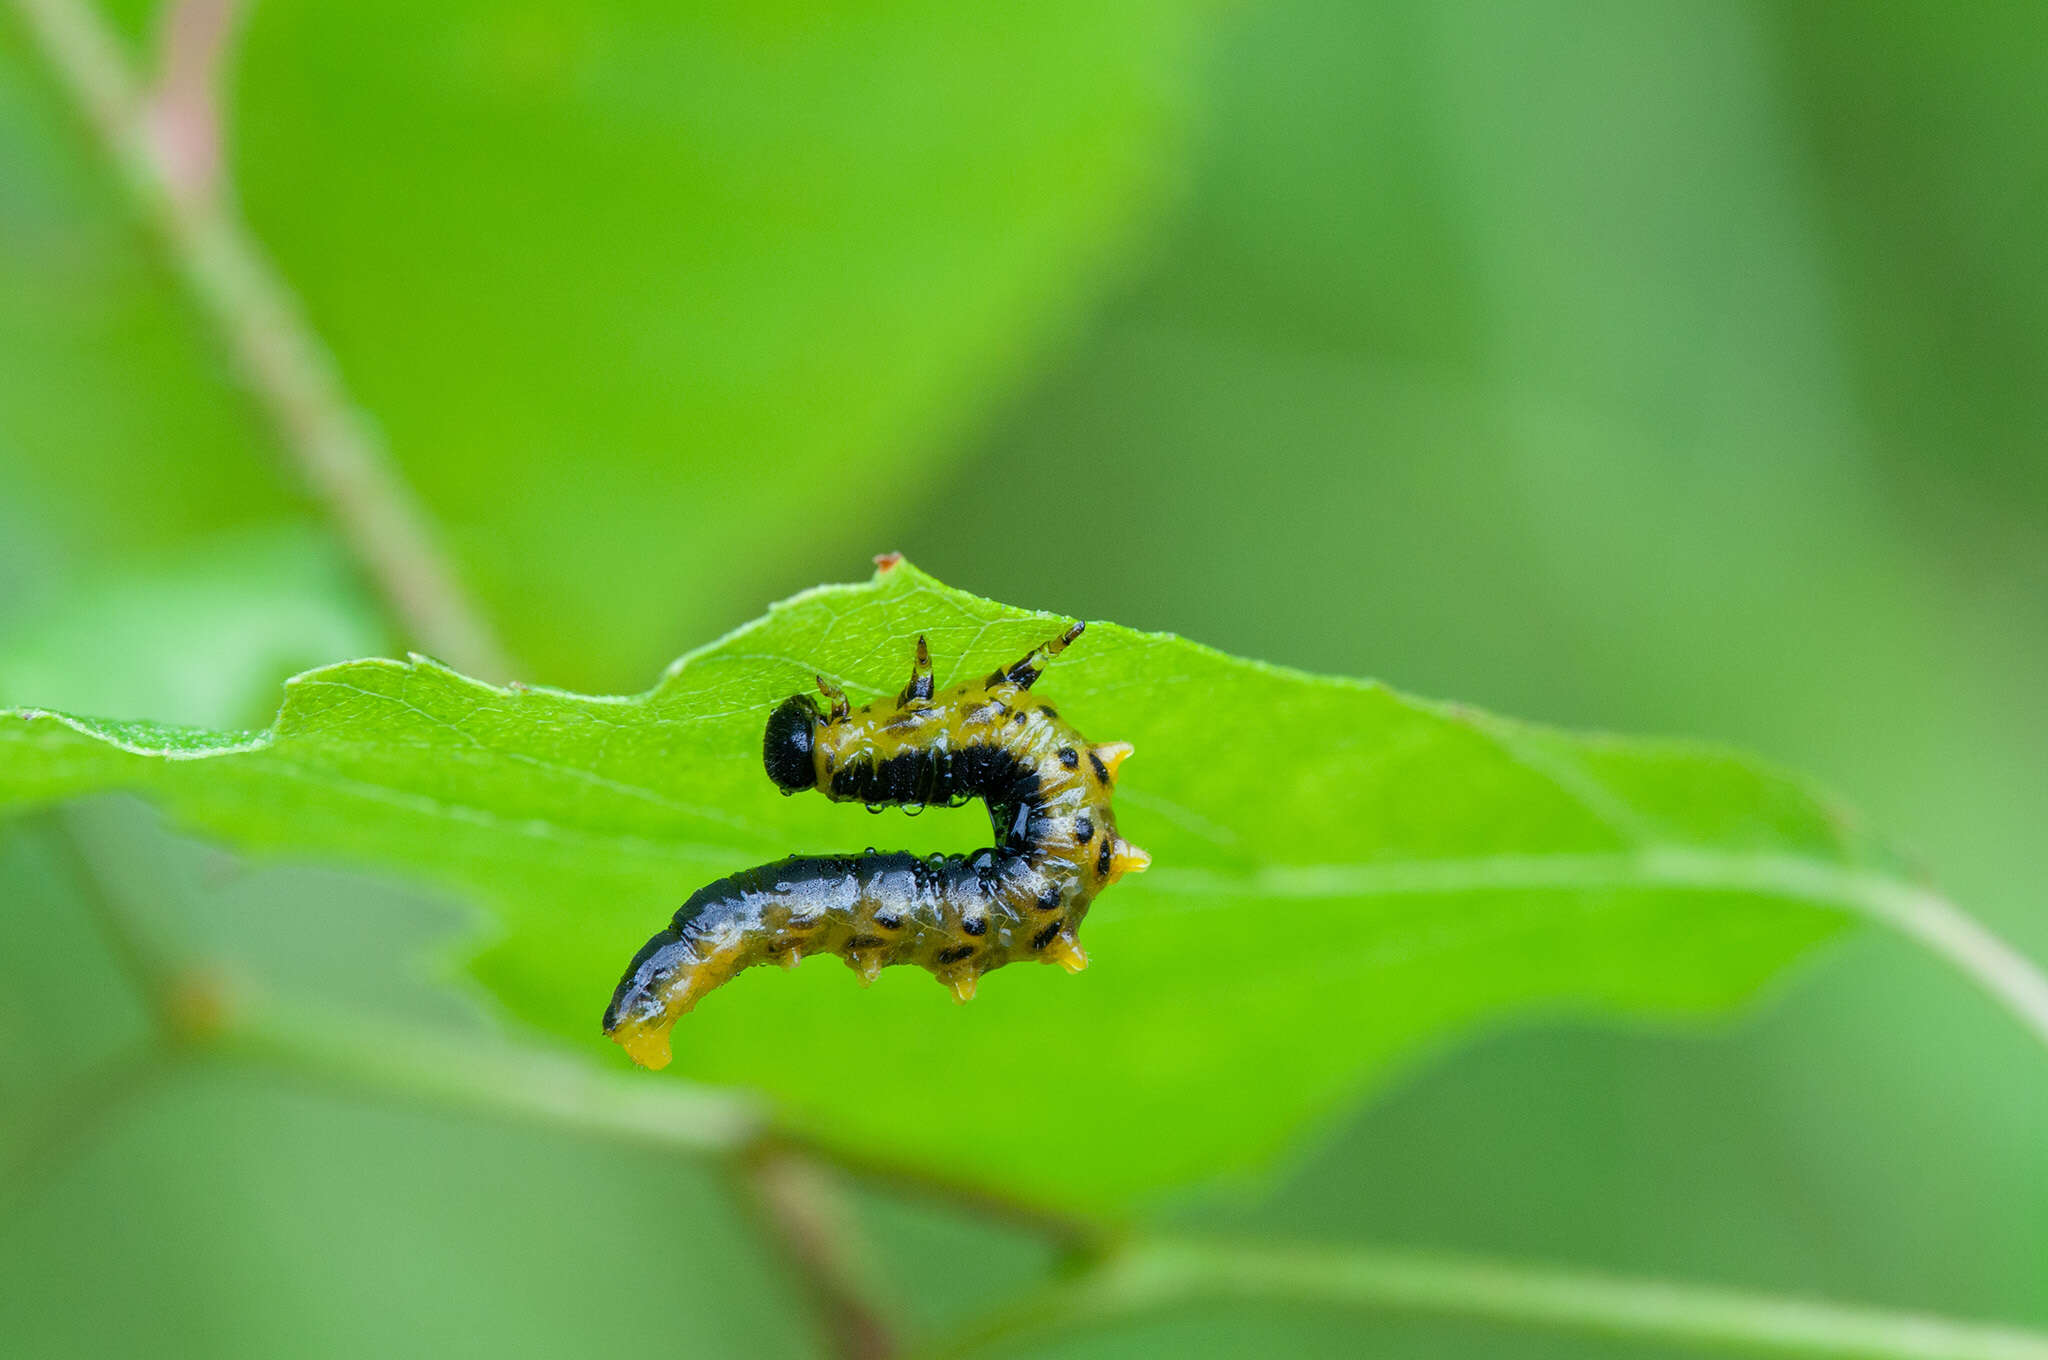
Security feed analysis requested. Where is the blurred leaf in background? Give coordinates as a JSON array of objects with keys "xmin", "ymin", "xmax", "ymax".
[{"xmin": 227, "ymin": 0, "xmax": 1217, "ymax": 689}]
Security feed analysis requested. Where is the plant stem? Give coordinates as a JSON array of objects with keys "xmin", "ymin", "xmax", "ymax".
[
  {"xmin": 47, "ymin": 806, "xmax": 181, "ymax": 1030},
  {"xmin": 1650, "ymin": 850, "xmax": 2048, "ymax": 1056},
  {"xmin": 140, "ymin": 0, "xmax": 243, "ymax": 202},
  {"xmin": 219, "ymin": 1001, "xmax": 763, "ymax": 1155},
  {"xmin": 779, "ymin": 1132, "xmax": 1108, "ymax": 1258},
  {"xmin": 8, "ymin": 0, "xmax": 512, "ymax": 681},
  {"xmin": 922, "ymin": 1237, "xmax": 2048, "ymax": 1360},
  {"xmin": 738, "ymin": 1143, "xmax": 899, "ymax": 1360},
  {"xmin": 1850, "ymin": 878, "xmax": 2048, "ymax": 1054},
  {"xmin": 0, "ymin": 1044, "xmax": 170, "ymax": 1212}
]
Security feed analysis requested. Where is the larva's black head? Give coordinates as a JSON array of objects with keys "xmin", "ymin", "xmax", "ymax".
[{"xmin": 763, "ymin": 695, "xmax": 820, "ymax": 792}]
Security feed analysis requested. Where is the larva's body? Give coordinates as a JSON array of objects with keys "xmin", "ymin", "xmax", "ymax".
[{"xmin": 604, "ymin": 625, "xmax": 1148, "ymax": 1069}]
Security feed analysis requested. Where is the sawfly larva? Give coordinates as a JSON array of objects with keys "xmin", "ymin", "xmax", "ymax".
[{"xmin": 603, "ymin": 623, "xmax": 1148, "ymax": 1068}]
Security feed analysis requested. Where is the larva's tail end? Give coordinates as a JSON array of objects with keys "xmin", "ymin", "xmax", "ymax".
[
  {"xmin": 1106, "ymin": 839, "xmax": 1151, "ymax": 885},
  {"xmin": 609, "ymin": 1019, "xmax": 676, "ymax": 1070}
]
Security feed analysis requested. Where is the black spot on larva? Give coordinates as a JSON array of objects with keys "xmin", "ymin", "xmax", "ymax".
[
  {"xmin": 848, "ymin": 935, "xmax": 889, "ymax": 950},
  {"xmin": 961, "ymin": 914, "xmax": 986, "ymax": 936},
  {"xmin": 1058, "ymin": 746, "xmax": 1079, "ymax": 769},
  {"xmin": 1074, "ymin": 815, "xmax": 1094, "ymax": 843},
  {"xmin": 936, "ymin": 944, "xmax": 976, "ymax": 966},
  {"xmin": 1012, "ymin": 711, "xmax": 1028, "ymax": 726},
  {"xmin": 1089, "ymin": 753, "xmax": 1108, "ymax": 783},
  {"xmin": 1030, "ymin": 921, "xmax": 1064, "ymax": 951},
  {"xmin": 1039, "ymin": 705, "xmax": 1058, "ymax": 719},
  {"xmin": 873, "ymin": 911, "xmax": 902, "ymax": 930},
  {"xmin": 1097, "ymin": 839, "xmax": 1113, "ymax": 877},
  {"xmin": 1036, "ymin": 885, "xmax": 1063, "ymax": 912},
  {"xmin": 985, "ymin": 670, "xmax": 1008, "ymax": 688}
]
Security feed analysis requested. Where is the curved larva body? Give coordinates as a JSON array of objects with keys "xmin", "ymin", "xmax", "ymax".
[{"xmin": 604, "ymin": 625, "xmax": 1147, "ymax": 1069}]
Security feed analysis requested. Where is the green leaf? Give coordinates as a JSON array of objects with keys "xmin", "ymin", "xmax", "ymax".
[{"xmin": 0, "ymin": 561, "xmax": 1892, "ymax": 1210}]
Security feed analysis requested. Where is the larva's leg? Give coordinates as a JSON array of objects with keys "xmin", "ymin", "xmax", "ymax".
[
  {"xmin": 1037, "ymin": 929, "xmax": 1089, "ymax": 974},
  {"xmin": 997, "ymin": 621, "xmax": 1085, "ymax": 689},
  {"xmin": 1105, "ymin": 839, "xmax": 1151, "ymax": 884},
  {"xmin": 1090, "ymin": 741, "xmax": 1134, "ymax": 783},
  {"xmin": 898, "ymin": 634, "xmax": 934, "ymax": 705},
  {"xmin": 815, "ymin": 674, "xmax": 850, "ymax": 722}
]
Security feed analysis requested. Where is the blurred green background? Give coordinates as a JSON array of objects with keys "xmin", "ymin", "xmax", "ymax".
[{"xmin": 4, "ymin": 0, "xmax": 2046, "ymax": 1355}]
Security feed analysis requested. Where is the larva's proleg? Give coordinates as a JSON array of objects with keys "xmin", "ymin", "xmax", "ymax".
[{"xmin": 604, "ymin": 625, "xmax": 1148, "ymax": 1068}]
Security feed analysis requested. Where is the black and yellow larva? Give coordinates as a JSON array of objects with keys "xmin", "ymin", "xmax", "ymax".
[{"xmin": 603, "ymin": 624, "xmax": 1149, "ymax": 1069}]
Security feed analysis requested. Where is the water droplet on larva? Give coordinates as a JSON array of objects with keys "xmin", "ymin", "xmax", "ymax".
[
  {"xmin": 866, "ymin": 803, "xmax": 884, "ymax": 814},
  {"xmin": 904, "ymin": 804, "xmax": 924, "ymax": 817}
]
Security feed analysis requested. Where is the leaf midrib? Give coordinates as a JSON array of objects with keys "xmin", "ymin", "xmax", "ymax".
[{"xmin": 9, "ymin": 701, "xmax": 1906, "ymax": 927}]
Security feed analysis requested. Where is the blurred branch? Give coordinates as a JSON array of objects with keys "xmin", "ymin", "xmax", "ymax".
[
  {"xmin": 782, "ymin": 1132, "xmax": 1106, "ymax": 1258},
  {"xmin": 5, "ymin": 810, "xmax": 203, "ymax": 1208},
  {"xmin": 8, "ymin": 0, "xmax": 513, "ymax": 680},
  {"xmin": 48, "ymin": 806, "xmax": 182, "ymax": 1031},
  {"xmin": 0, "ymin": 1044, "xmax": 169, "ymax": 1213},
  {"xmin": 1646, "ymin": 849, "xmax": 2048, "ymax": 1057},
  {"xmin": 922, "ymin": 1236, "xmax": 2048, "ymax": 1360},
  {"xmin": 140, "ymin": 0, "xmax": 243, "ymax": 201},
  {"xmin": 1847, "ymin": 875, "xmax": 2048, "ymax": 1055},
  {"xmin": 218, "ymin": 1001, "xmax": 764, "ymax": 1154},
  {"xmin": 738, "ymin": 1143, "xmax": 898, "ymax": 1360}
]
